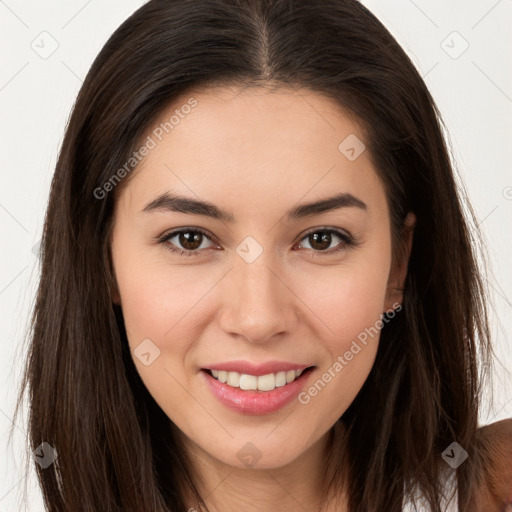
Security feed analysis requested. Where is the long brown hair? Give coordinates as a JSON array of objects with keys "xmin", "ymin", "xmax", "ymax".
[{"xmin": 12, "ymin": 0, "xmax": 495, "ymax": 510}]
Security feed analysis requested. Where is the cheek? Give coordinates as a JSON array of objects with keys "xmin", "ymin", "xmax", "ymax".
[
  {"xmin": 292, "ymin": 246, "xmax": 390, "ymax": 342},
  {"xmin": 116, "ymin": 262, "xmax": 215, "ymax": 351},
  {"xmin": 289, "ymin": 248, "xmax": 390, "ymax": 422},
  {"xmin": 114, "ymin": 261, "xmax": 217, "ymax": 420}
]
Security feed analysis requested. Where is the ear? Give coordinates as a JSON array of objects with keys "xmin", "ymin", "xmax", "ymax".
[
  {"xmin": 109, "ymin": 273, "xmax": 122, "ymax": 305},
  {"xmin": 384, "ymin": 212, "xmax": 416, "ymax": 312},
  {"xmin": 106, "ymin": 236, "xmax": 122, "ymax": 306}
]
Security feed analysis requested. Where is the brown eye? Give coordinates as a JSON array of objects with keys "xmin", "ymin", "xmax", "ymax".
[
  {"xmin": 306, "ymin": 232, "xmax": 334, "ymax": 251},
  {"xmin": 158, "ymin": 228, "xmax": 217, "ymax": 256},
  {"xmin": 297, "ymin": 228, "xmax": 355, "ymax": 255},
  {"xmin": 176, "ymin": 231, "xmax": 204, "ymax": 251}
]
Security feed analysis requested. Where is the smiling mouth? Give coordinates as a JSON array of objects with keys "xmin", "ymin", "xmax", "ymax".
[{"xmin": 202, "ymin": 366, "xmax": 315, "ymax": 392}]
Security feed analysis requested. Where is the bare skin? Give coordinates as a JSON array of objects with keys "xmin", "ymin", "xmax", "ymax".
[
  {"xmin": 108, "ymin": 84, "xmax": 510, "ymax": 511},
  {"xmin": 473, "ymin": 419, "xmax": 512, "ymax": 511}
]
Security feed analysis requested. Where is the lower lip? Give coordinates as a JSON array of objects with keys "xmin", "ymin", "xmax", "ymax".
[{"xmin": 200, "ymin": 368, "xmax": 315, "ymax": 416}]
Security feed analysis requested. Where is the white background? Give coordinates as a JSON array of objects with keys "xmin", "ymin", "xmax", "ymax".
[{"xmin": 1, "ymin": 1, "xmax": 511, "ymax": 510}]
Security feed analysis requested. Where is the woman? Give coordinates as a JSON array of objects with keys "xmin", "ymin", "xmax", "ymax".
[{"xmin": 13, "ymin": 0, "xmax": 512, "ymax": 510}]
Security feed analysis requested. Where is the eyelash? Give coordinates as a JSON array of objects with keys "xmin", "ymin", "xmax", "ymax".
[{"xmin": 156, "ymin": 226, "xmax": 359, "ymax": 257}]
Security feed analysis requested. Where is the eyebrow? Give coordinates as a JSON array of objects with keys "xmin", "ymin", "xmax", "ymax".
[{"xmin": 140, "ymin": 191, "xmax": 367, "ymax": 222}]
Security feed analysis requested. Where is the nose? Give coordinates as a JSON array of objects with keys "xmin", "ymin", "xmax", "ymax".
[{"xmin": 218, "ymin": 252, "xmax": 298, "ymax": 344}]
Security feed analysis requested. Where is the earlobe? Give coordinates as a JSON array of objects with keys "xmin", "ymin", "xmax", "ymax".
[
  {"xmin": 108, "ymin": 269, "xmax": 122, "ymax": 305},
  {"xmin": 106, "ymin": 242, "xmax": 122, "ymax": 306},
  {"xmin": 403, "ymin": 212, "xmax": 416, "ymax": 259},
  {"xmin": 111, "ymin": 283, "xmax": 121, "ymax": 305},
  {"xmin": 384, "ymin": 212, "xmax": 416, "ymax": 311}
]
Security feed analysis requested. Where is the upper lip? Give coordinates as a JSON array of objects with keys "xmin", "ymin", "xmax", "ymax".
[{"xmin": 202, "ymin": 360, "xmax": 314, "ymax": 376}]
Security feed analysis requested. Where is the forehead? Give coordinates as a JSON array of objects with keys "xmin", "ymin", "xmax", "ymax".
[
  {"xmin": 143, "ymin": 84, "xmax": 366, "ymax": 159},
  {"xmin": 116, "ymin": 85, "xmax": 387, "ymax": 222}
]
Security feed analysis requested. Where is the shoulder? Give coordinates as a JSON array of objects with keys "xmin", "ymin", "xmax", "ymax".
[{"xmin": 474, "ymin": 418, "xmax": 512, "ymax": 510}]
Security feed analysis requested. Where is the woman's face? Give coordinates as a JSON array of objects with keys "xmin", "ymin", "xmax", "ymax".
[{"xmin": 110, "ymin": 85, "xmax": 412, "ymax": 470}]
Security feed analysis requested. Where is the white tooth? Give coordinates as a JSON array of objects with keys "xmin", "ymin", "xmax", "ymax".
[
  {"xmin": 257, "ymin": 373, "xmax": 276, "ymax": 391},
  {"xmin": 227, "ymin": 371, "xmax": 240, "ymax": 387},
  {"xmin": 286, "ymin": 370, "xmax": 296, "ymax": 384},
  {"xmin": 213, "ymin": 369, "xmax": 305, "ymax": 389},
  {"xmin": 239, "ymin": 374, "xmax": 258, "ymax": 390},
  {"xmin": 275, "ymin": 371, "xmax": 287, "ymax": 387}
]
